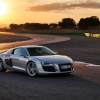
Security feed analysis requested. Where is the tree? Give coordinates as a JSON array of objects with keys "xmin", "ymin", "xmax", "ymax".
[
  {"xmin": 9, "ymin": 24, "xmax": 19, "ymax": 30},
  {"xmin": 23, "ymin": 23, "xmax": 49, "ymax": 30},
  {"xmin": 49, "ymin": 23, "xmax": 58, "ymax": 29},
  {"xmin": 78, "ymin": 16, "xmax": 100, "ymax": 29},
  {"xmin": 58, "ymin": 18, "xmax": 76, "ymax": 29}
]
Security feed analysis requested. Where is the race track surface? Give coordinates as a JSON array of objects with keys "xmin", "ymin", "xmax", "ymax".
[{"xmin": 0, "ymin": 33, "xmax": 100, "ymax": 100}]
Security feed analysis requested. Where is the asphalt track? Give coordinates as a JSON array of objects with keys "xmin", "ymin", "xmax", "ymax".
[
  {"xmin": 0, "ymin": 34, "xmax": 100, "ymax": 100},
  {"xmin": 44, "ymin": 36, "xmax": 100, "ymax": 65}
]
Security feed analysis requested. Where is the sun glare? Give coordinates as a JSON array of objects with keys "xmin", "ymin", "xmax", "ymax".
[{"xmin": 0, "ymin": 2, "xmax": 7, "ymax": 16}]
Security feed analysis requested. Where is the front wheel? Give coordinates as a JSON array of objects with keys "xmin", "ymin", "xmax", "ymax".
[
  {"xmin": 0, "ymin": 59, "xmax": 6, "ymax": 72},
  {"xmin": 26, "ymin": 62, "xmax": 37, "ymax": 77}
]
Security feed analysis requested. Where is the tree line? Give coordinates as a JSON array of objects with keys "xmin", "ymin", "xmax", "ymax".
[{"xmin": 9, "ymin": 16, "xmax": 100, "ymax": 31}]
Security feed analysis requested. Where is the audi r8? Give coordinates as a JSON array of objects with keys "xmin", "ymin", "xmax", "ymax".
[{"xmin": 0, "ymin": 45, "xmax": 73, "ymax": 77}]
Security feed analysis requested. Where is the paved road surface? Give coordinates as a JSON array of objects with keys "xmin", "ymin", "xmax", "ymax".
[
  {"xmin": 44, "ymin": 36, "xmax": 100, "ymax": 65},
  {"xmin": 0, "ymin": 34, "xmax": 100, "ymax": 100},
  {"xmin": 0, "ymin": 67, "xmax": 100, "ymax": 100}
]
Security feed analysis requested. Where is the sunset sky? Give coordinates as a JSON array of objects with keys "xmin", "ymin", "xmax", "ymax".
[{"xmin": 0, "ymin": 0, "xmax": 100, "ymax": 27}]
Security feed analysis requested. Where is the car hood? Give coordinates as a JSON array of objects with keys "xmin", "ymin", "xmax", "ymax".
[{"xmin": 31, "ymin": 55, "xmax": 73, "ymax": 64}]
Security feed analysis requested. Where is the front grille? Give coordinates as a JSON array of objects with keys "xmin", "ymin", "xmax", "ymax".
[
  {"xmin": 42, "ymin": 66, "xmax": 56, "ymax": 72},
  {"xmin": 59, "ymin": 63, "xmax": 72, "ymax": 72},
  {"xmin": 60, "ymin": 67, "xmax": 72, "ymax": 72}
]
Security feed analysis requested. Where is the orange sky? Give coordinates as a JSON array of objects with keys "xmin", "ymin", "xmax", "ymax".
[{"xmin": 0, "ymin": 0, "xmax": 100, "ymax": 27}]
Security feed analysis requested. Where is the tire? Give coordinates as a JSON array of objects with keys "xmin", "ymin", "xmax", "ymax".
[
  {"xmin": 26, "ymin": 62, "xmax": 37, "ymax": 77},
  {"xmin": 0, "ymin": 59, "xmax": 6, "ymax": 72}
]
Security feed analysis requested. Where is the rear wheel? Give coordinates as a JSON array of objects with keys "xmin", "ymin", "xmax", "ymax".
[
  {"xmin": 0, "ymin": 59, "xmax": 6, "ymax": 72},
  {"xmin": 26, "ymin": 62, "xmax": 37, "ymax": 77}
]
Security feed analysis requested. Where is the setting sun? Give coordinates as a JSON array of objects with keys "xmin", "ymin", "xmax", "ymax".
[{"xmin": 0, "ymin": 2, "xmax": 7, "ymax": 16}]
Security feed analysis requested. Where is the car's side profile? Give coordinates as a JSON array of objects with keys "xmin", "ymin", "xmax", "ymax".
[{"xmin": 0, "ymin": 45, "xmax": 74, "ymax": 77}]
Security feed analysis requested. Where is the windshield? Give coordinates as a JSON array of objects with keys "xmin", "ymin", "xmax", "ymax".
[{"xmin": 27, "ymin": 47, "xmax": 56, "ymax": 56}]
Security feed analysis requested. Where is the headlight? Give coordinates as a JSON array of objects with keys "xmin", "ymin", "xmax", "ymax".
[{"xmin": 41, "ymin": 61, "xmax": 54, "ymax": 66}]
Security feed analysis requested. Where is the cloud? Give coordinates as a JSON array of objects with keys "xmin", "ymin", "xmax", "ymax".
[{"xmin": 29, "ymin": 1, "xmax": 100, "ymax": 12}]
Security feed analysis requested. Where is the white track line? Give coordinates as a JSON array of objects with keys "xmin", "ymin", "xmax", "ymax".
[{"xmin": 74, "ymin": 61, "xmax": 100, "ymax": 67}]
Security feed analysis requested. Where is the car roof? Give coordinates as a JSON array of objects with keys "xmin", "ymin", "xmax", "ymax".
[
  {"xmin": 13, "ymin": 45, "xmax": 45, "ymax": 49},
  {"xmin": 1, "ymin": 45, "xmax": 45, "ymax": 54},
  {"xmin": 4, "ymin": 45, "xmax": 46, "ymax": 53},
  {"xmin": 19, "ymin": 45, "xmax": 44, "ymax": 48}
]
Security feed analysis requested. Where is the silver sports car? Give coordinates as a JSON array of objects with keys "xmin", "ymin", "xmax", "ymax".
[{"xmin": 0, "ymin": 45, "xmax": 73, "ymax": 77}]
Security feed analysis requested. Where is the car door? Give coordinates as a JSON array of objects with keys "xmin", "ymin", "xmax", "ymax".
[{"xmin": 11, "ymin": 48, "xmax": 29, "ymax": 70}]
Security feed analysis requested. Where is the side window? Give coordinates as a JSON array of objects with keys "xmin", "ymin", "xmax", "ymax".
[
  {"xmin": 13, "ymin": 48, "xmax": 22, "ymax": 56},
  {"xmin": 21, "ymin": 49, "xmax": 28, "ymax": 56},
  {"xmin": 13, "ymin": 48, "xmax": 28, "ymax": 56}
]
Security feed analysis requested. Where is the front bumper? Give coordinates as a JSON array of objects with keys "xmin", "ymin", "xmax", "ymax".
[{"xmin": 37, "ymin": 63, "xmax": 74, "ymax": 74}]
